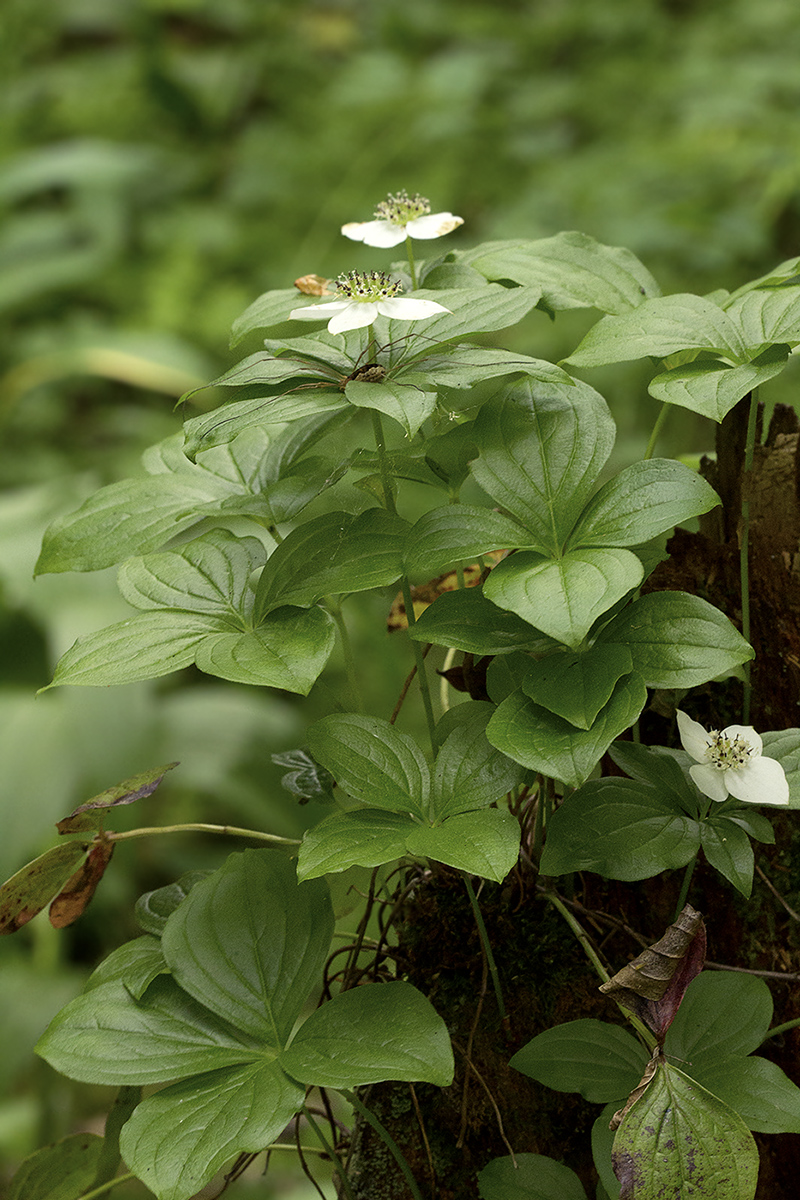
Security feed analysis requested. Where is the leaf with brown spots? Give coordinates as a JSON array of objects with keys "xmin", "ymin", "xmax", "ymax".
[
  {"xmin": 56, "ymin": 762, "xmax": 178, "ymax": 833},
  {"xmin": 49, "ymin": 842, "xmax": 116, "ymax": 929},
  {"xmin": 0, "ymin": 842, "xmax": 89, "ymax": 934}
]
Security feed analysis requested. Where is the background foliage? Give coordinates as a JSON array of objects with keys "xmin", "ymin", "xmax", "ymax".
[{"xmin": 3, "ymin": 0, "xmax": 800, "ymax": 1195}]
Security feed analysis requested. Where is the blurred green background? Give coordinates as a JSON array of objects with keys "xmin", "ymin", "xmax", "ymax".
[{"xmin": 2, "ymin": 0, "xmax": 800, "ymax": 1195}]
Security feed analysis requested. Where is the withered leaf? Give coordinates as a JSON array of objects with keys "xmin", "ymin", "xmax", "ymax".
[
  {"xmin": 610, "ymin": 1046, "xmax": 661, "ymax": 1131},
  {"xmin": 49, "ymin": 842, "xmax": 115, "ymax": 929},
  {"xmin": 56, "ymin": 762, "xmax": 178, "ymax": 834},
  {"xmin": 0, "ymin": 842, "xmax": 89, "ymax": 934},
  {"xmin": 599, "ymin": 904, "xmax": 705, "ymax": 1042}
]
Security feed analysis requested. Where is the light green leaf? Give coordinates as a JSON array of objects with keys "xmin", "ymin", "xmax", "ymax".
[
  {"xmin": 522, "ymin": 645, "xmax": 634, "ymax": 730},
  {"xmin": 404, "ymin": 504, "xmax": 534, "ymax": 578},
  {"xmin": 568, "ymin": 459, "xmax": 720, "ymax": 549},
  {"xmin": 690, "ymin": 1056, "xmax": 800, "ymax": 1135},
  {"xmin": 403, "ymin": 346, "xmax": 573, "ymax": 390},
  {"xmin": 565, "ymin": 294, "xmax": 748, "ymax": 368},
  {"xmin": 120, "ymin": 1061, "xmax": 304, "ymax": 1200},
  {"xmin": 230, "ymin": 287, "xmax": 308, "ymax": 344},
  {"xmin": 463, "ymin": 232, "xmax": 660, "ymax": 313},
  {"xmin": 484, "ymin": 548, "xmax": 643, "ymax": 648},
  {"xmin": 193, "ymin": 606, "xmax": 336, "ymax": 692},
  {"xmin": 308, "ymin": 713, "xmax": 430, "ymax": 817},
  {"xmin": 118, "ymin": 530, "xmax": 266, "ymax": 619},
  {"xmin": 648, "ymin": 345, "xmax": 790, "ymax": 422},
  {"xmin": 478, "ymin": 1153, "xmax": 589, "ymax": 1200},
  {"xmin": 254, "ymin": 509, "xmax": 408, "ymax": 618},
  {"xmin": 184, "ymin": 391, "xmax": 349, "ymax": 456},
  {"xmin": 85, "ymin": 936, "xmax": 168, "ymax": 1000},
  {"xmin": 663, "ymin": 973, "xmax": 773, "ymax": 1068},
  {"xmin": 724, "ymin": 285, "xmax": 800, "ymax": 347},
  {"xmin": 135, "ymin": 871, "xmax": 212, "ymax": 936},
  {"xmin": 297, "ymin": 810, "xmax": 416, "ymax": 881},
  {"xmin": 487, "ymin": 676, "xmax": 648, "ymax": 788},
  {"xmin": 409, "ymin": 587, "xmax": 555, "ymax": 655},
  {"xmin": 700, "ymin": 817, "xmax": 754, "ymax": 897},
  {"xmin": 280, "ymin": 981, "xmax": 454, "ymax": 1088},
  {"xmin": 611, "ymin": 1059, "xmax": 758, "ymax": 1200},
  {"xmin": 511, "ymin": 1020, "xmax": 648, "ymax": 1103},
  {"xmin": 8, "ymin": 1132, "xmax": 104, "ymax": 1200},
  {"xmin": 405, "ymin": 809, "xmax": 521, "ymax": 883},
  {"xmin": 382, "ymin": 284, "xmax": 543, "ymax": 343},
  {"xmin": 596, "ymin": 591, "xmax": 753, "ymax": 687},
  {"xmin": 539, "ymin": 779, "xmax": 700, "ymax": 879},
  {"xmin": 470, "ymin": 379, "xmax": 615, "ymax": 553},
  {"xmin": 162, "ymin": 850, "xmax": 333, "ymax": 1047},
  {"xmin": 207, "ymin": 349, "xmax": 338, "ymax": 389},
  {"xmin": 36, "ymin": 977, "xmax": 264, "ymax": 1085},
  {"xmin": 345, "ymin": 377, "xmax": 437, "ymax": 438},
  {"xmin": 432, "ymin": 701, "xmax": 524, "ymax": 818}
]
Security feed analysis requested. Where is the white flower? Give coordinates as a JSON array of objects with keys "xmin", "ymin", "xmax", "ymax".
[
  {"xmin": 342, "ymin": 190, "xmax": 464, "ymax": 248},
  {"xmin": 289, "ymin": 269, "xmax": 450, "ymax": 335},
  {"xmin": 676, "ymin": 710, "xmax": 789, "ymax": 806}
]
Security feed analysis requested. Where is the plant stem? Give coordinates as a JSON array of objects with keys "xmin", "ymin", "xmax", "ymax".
[
  {"xmin": 405, "ymin": 233, "xmax": 418, "ymax": 289},
  {"xmin": 77, "ymin": 1174, "xmax": 137, "ymax": 1200},
  {"xmin": 674, "ymin": 851, "xmax": 698, "ymax": 920},
  {"xmin": 740, "ymin": 388, "xmax": 759, "ymax": 724},
  {"xmin": 762, "ymin": 1017, "xmax": 800, "ymax": 1041},
  {"xmin": 107, "ymin": 824, "xmax": 300, "ymax": 846},
  {"xmin": 644, "ymin": 403, "xmax": 669, "ymax": 460},
  {"xmin": 342, "ymin": 1090, "xmax": 425, "ymax": 1200},
  {"xmin": 303, "ymin": 1106, "xmax": 357, "ymax": 1200},
  {"xmin": 464, "ymin": 876, "xmax": 506, "ymax": 1024},
  {"xmin": 546, "ymin": 892, "xmax": 657, "ymax": 1051},
  {"xmin": 329, "ymin": 599, "xmax": 364, "ymax": 712}
]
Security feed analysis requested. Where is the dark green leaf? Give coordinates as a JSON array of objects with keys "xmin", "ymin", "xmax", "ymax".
[
  {"xmin": 700, "ymin": 817, "xmax": 754, "ymax": 896},
  {"xmin": 522, "ymin": 645, "xmax": 633, "ymax": 730},
  {"xmin": 432, "ymin": 701, "xmax": 524, "ymax": 818},
  {"xmin": 478, "ymin": 1153, "xmax": 589, "ymax": 1200},
  {"xmin": 308, "ymin": 713, "xmax": 430, "ymax": 817},
  {"xmin": 404, "ymin": 504, "xmax": 534, "ymax": 578},
  {"xmin": 405, "ymin": 809, "xmax": 521, "ymax": 882},
  {"xmin": 690, "ymin": 1056, "xmax": 800, "ymax": 1134},
  {"xmin": 511, "ymin": 1020, "xmax": 648, "ymax": 1103},
  {"xmin": 85, "ymin": 936, "xmax": 169, "ymax": 1000},
  {"xmin": 135, "ymin": 871, "xmax": 212, "ymax": 936},
  {"xmin": 663, "ymin": 973, "xmax": 773, "ymax": 1067},
  {"xmin": 410, "ymin": 587, "xmax": 555, "ymax": 655},
  {"xmin": 8, "ymin": 1133, "xmax": 104, "ymax": 1200}
]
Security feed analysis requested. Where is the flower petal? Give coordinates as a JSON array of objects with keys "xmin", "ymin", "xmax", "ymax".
[
  {"xmin": 376, "ymin": 297, "xmax": 451, "ymax": 323},
  {"xmin": 327, "ymin": 302, "xmax": 379, "ymax": 334},
  {"xmin": 676, "ymin": 710, "xmax": 712, "ymax": 764},
  {"xmin": 405, "ymin": 212, "xmax": 464, "ymax": 240},
  {"xmin": 721, "ymin": 724, "xmax": 763, "ymax": 756},
  {"xmin": 689, "ymin": 763, "xmax": 729, "ymax": 802},
  {"xmin": 341, "ymin": 220, "xmax": 407, "ymax": 248},
  {"xmin": 725, "ymin": 756, "xmax": 789, "ymax": 806},
  {"xmin": 290, "ymin": 302, "xmax": 349, "ymax": 321}
]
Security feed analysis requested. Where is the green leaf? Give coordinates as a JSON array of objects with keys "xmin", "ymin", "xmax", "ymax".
[
  {"xmin": 478, "ymin": 1153, "xmax": 589, "ymax": 1200},
  {"xmin": 487, "ymin": 676, "xmax": 648, "ymax": 788},
  {"xmin": 567, "ymin": 459, "xmax": 720, "ymax": 549},
  {"xmin": 611, "ymin": 1059, "xmax": 758, "ymax": 1200},
  {"xmin": 596, "ymin": 591, "xmax": 753, "ymax": 687},
  {"xmin": 409, "ymin": 587, "xmax": 555, "ymax": 655},
  {"xmin": 405, "ymin": 809, "xmax": 521, "ymax": 883},
  {"xmin": 723, "ymin": 285, "xmax": 800, "ymax": 347},
  {"xmin": 470, "ymin": 379, "xmax": 615, "ymax": 554},
  {"xmin": 539, "ymin": 779, "xmax": 700, "ymax": 879},
  {"xmin": 36, "ymin": 976, "xmax": 264, "ymax": 1085},
  {"xmin": 592, "ymin": 1105, "xmax": 622, "ymax": 1200},
  {"xmin": 162, "ymin": 850, "xmax": 333, "ymax": 1047},
  {"xmin": 8, "ymin": 1132, "xmax": 104, "ymax": 1200},
  {"xmin": 85, "ymin": 936, "xmax": 169, "ymax": 1000},
  {"xmin": 192, "ymin": 606, "xmax": 336, "ymax": 692},
  {"xmin": 484, "ymin": 548, "xmax": 643, "ymax": 648},
  {"xmin": 511, "ymin": 1020, "xmax": 648, "ymax": 1103},
  {"xmin": 120, "ymin": 1061, "xmax": 304, "ymax": 1200},
  {"xmin": 297, "ymin": 809, "xmax": 416, "ymax": 881},
  {"xmin": 207, "ymin": 349, "xmax": 338, "ymax": 389},
  {"xmin": 135, "ymin": 871, "xmax": 212, "ymax": 936},
  {"xmin": 405, "ymin": 346, "xmax": 573, "ymax": 390},
  {"xmin": 307, "ymin": 713, "xmax": 430, "ymax": 817},
  {"xmin": 690, "ymin": 1056, "xmax": 800, "ymax": 1134},
  {"xmin": 565, "ymin": 294, "xmax": 748, "ymax": 368},
  {"xmin": 254, "ymin": 509, "xmax": 408, "ymax": 618},
  {"xmin": 647, "ymin": 345, "xmax": 790, "ymax": 422},
  {"xmin": 663, "ymin": 973, "xmax": 773, "ymax": 1068},
  {"xmin": 0, "ymin": 841, "xmax": 88, "ymax": 935},
  {"xmin": 230, "ymin": 287, "xmax": 308, "ymax": 345},
  {"xmin": 762, "ymin": 728, "xmax": 800, "ymax": 808},
  {"xmin": 345, "ymin": 377, "xmax": 437, "ymax": 438},
  {"xmin": 184, "ymin": 391, "xmax": 349, "ymax": 456},
  {"xmin": 608, "ymin": 742, "xmax": 700, "ymax": 815},
  {"xmin": 463, "ymin": 232, "xmax": 660, "ymax": 313},
  {"xmin": 404, "ymin": 504, "xmax": 534, "ymax": 578},
  {"xmin": 382, "ymin": 283, "xmax": 543, "ymax": 343},
  {"xmin": 700, "ymin": 817, "xmax": 754, "ymax": 897},
  {"xmin": 521, "ymin": 645, "xmax": 633, "ymax": 730},
  {"xmin": 117, "ymin": 529, "xmax": 266, "ymax": 619},
  {"xmin": 432, "ymin": 701, "xmax": 524, "ymax": 818},
  {"xmin": 280, "ymin": 981, "xmax": 454, "ymax": 1088}
]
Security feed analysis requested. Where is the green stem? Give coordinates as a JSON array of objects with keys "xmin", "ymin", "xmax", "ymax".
[
  {"xmin": 329, "ymin": 599, "xmax": 364, "ymax": 712},
  {"xmin": 342, "ymin": 1090, "xmax": 424, "ymax": 1200},
  {"xmin": 370, "ymin": 407, "xmax": 396, "ymax": 513},
  {"xmin": 77, "ymin": 1174, "xmax": 137, "ymax": 1200},
  {"xmin": 405, "ymin": 233, "xmax": 418, "ymax": 289},
  {"xmin": 740, "ymin": 388, "xmax": 759, "ymax": 724},
  {"xmin": 303, "ymin": 1106, "xmax": 357, "ymax": 1200},
  {"xmin": 546, "ymin": 892, "xmax": 657, "ymax": 1050},
  {"xmin": 674, "ymin": 851, "xmax": 699, "ymax": 920},
  {"xmin": 644, "ymin": 402, "xmax": 669, "ymax": 460},
  {"xmin": 762, "ymin": 1016, "xmax": 800, "ymax": 1041},
  {"xmin": 107, "ymin": 824, "xmax": 300, "ymax": 846},
  {"xmin": 464, "ymin": 876, "xmax": 506, "ymax": 1023}
]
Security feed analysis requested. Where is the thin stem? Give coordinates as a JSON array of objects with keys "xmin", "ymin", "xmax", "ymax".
[
  {"xmin": 107, "ymin": 824, "xmax": 300, "ymax": 846},
  {"xmin": 546, "ymin": 892, "xmax": 657, "ymax": 1051},
  {"xmin": 77, "ymin": 1175, "xmax": 137, "ymax": 1200},
  {"xmin": 370, "ymin": 408, "xmax": 395, "ymax": 513},
  {"xmin": 674, "ymin": 851, "xmax": 699, "ymax": 920},
  {"xmin": 740, "ymin": 388, "xmax": 759, "ymax": 724},
  {"xmin": 464, "ymin": 876, "xmax": 506, "ymax": 1024},
  {"xmin": 342, "ymin": 1090, "xmax": 424, "ymax": 1200},
  {"xmin": 644, "ymin": 403, "xmax": 670, "ymax": 460},
  {"xmin": 303, "ymin": 1106, "xmax": 357, "ymax": 1200},
  {"xmin": 328, "ymin": 600, "xmax": 364, "ymax": 712},
  {"xmin": 405, "ymin": 233, "xmax": 418, "ymax": 289},
  {"xmin": 762, "ymin": 1017, "xmax": 800, "ymax": 1041}
]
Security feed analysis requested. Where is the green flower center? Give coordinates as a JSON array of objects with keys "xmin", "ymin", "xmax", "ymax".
[
  {"xmin": 706, "ymin": 731, "xmax": 754, "ymax": 771},
  {"xmin": 374, "ymin": 190, "xmax": 430, "ymax": 227},
  {"xmin": 335, "ymin": 270, "xmax": 403, "ymax": 303}
]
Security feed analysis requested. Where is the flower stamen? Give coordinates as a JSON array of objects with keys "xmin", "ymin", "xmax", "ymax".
[
  {"xmin": 335, "ymin": 270, "xmax": 403, "ymax": 302},
  {"xmin": 373, "ymin": 190, "xmax": 431, "ymax": 227}
]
